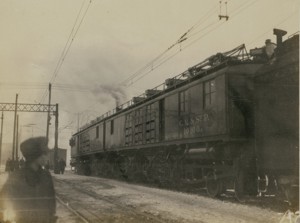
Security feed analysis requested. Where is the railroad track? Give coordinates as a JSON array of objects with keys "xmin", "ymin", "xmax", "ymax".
[
  {"xmin": 55, "ymin": 178, "xmax": 174, "ymax": 223},
  {"xmin": 54, "ymin": 174, "xmax": 291, "ymax": 223},
  {"xmin": 56, "ymin": 195, "xmax": 90, "ymax": 223}
]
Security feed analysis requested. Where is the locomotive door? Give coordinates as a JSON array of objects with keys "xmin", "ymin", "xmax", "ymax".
[{"xmin": 159, "ymin": 99, "xmax": 165, "ymax": 141}]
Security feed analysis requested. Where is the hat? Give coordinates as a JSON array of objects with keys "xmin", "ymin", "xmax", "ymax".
[{"xmin": 20, "ymin": 137, "xmax": 49, "ymax": 162}]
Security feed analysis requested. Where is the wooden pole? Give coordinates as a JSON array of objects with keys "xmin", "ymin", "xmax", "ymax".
[
  {"xmin": 16, "ymin": 115, "xmax": 19, "ymax": 161},
  {"xmin": 54, "ymin": 103, "xmax": 59, "ymax": 174},
  {"xmin": 46, "ymin": 83, "xmax": 52, "ymax": 141},
  {"xmin": 0, "ymin": 112, "xmax": 4, "ymax": 167},
  {"xmin": 12, "ymin": 94, "xmax": 18, "ymax": 162}
]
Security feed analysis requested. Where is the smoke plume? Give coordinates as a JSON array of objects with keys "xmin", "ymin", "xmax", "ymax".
[{"xmin": 91, "ymin": 84, "xmax": 127, "ymax": 107}]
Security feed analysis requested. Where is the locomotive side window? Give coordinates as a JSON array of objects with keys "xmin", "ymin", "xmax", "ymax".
[
  {"xmin": 179, "ymin": 89, "xmax": 190, "ymax": 138},
  {"xmin": 146, "ymin": 104, "xmax": 156, "ymax": 143},
  {"xmin": 179, "ymin": 89, "xmax": 190, "ymax": 114},
  {"xmin": 125, "ymin": 113, "xmax": 133, "ymax": 146},
  {"xmin": 110, "ymin": 120, "xmax": 114, "ymax": 135},
  {"xmin": 79, "ymin": 131, "xmax": 90, "ymax": 152},
  {"xmin": 204, "ymin": 79, "xmax": 216, "ymax": 107},
  {"xmin": 96, "ymin": 126, "xmax": 99, "ymax": 138},
  {"xmin": 134, "ymin": 108, "xmax": 143, "ymax": 144}
]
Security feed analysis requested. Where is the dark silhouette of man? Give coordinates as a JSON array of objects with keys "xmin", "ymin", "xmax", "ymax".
[
  {"xmin": 58, "ymin": 158, "xmax": 66, "ymax": 174},
  {"xmin": 0, "ymin": 137, "xmax": 57, "ymax": 223}
]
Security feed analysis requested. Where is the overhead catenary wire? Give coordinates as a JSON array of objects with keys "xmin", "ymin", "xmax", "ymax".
[
  {"xmin": 230, "ymin": 0, "xmax": 257, "ymax": 18},
  {"xmin": 4, "ymin": 0, "xmax": 297, "ymax": 135},
  {"xmin": 184, "ymin": 0, "xmax": 259, "ymax": 49},
  {"xmin": 33, "ymin": 0, "xmax": 257, "ymax": 96},
  {"xmin": 132, "ymin": 20, "xmax": 226, "ymax": 84},
  {"xmin": 123, "ymin": 0, "xmax": 258, "ymax": 87},
  {"xmin": 5, "ymin": 0, "xmax": 287, "ymax": 96},
  {"xmin": 0, "ymin": 82, "xmax": 86, "ymax": 92},
  {"xmin": 38, "ymin": 0, "xmax": 92, "ymax": 104},
  {"xmin": 50, "ymin": 0, "xmax": 92, "ymax": 85},
  {"xmin": 119, "ymin": 3, "xmax": 219, "ymax": 87},
  {"xmin": 119, "ymin": 4, "xmax": 223, "ymax": 87},
  {"xmin": 248, "ymin": 10, "xmax": 299, "ymax": 46},
  {"xmin": 9, "ymin": 1, "xmax": 295, "ymax": 100},
  {"xmin": 51, "ymin": 0, "xmax": 87, "ymax": 83}
]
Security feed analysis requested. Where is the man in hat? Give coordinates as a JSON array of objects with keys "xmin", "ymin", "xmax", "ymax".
[
  {"xmin": 58, "ymin": 158, "xmax": 66, "ymax": 174},
  {"xmin": 0, "ymin": 137, "xmax": 57, "ymax": 223}
]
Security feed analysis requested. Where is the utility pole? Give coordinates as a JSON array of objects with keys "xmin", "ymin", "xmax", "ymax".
[
  {"xmin": 0, "ymin": 112, "xmax": 3, "ymax": 167},
  {"xmin": 54, "ymin": 103, "xmax": 59, "ymax": 174},
  {"xmin": 12, "ymin": 94, "xmax": 18, "ymax": 162},
  {"xmin": 16, "ymin": 114, "xmax": 19, "ymax": 161},
  {"xmin": 46, "ymin": 83, "xmax": 52, "ymax": 141},
  {"xmin": 77, "ymin": 112, "xmax": 79, "ymax": 132}
]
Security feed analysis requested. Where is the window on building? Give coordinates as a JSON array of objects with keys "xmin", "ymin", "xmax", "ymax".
[{"xmin": 204, "ymin": 79, "xmax": 216, "ymax": 107}]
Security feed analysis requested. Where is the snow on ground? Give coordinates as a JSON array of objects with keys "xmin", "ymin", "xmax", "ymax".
[
  {"xmin": 0, "ymin": 170, "xmax": 297, "ymax": 223},
  {"xmin": 53, "ymin": 172, "xmax": 287, "ymax": 223}
]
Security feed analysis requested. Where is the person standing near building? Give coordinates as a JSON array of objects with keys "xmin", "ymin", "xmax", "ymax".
[
  {"xmin": 0, "ymin": 137, "xmax": 57, "ymax": 223},
  {"xmin": 58, "ymin": 158, "xmax": 66, "ymax": 174}
]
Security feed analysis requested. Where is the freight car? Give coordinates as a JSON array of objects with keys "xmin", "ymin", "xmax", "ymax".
[{"xmin": 70, "ymin": 29, "xmax": 299, "ymax": 204}]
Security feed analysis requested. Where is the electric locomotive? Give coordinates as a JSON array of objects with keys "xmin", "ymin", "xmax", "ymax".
[{"xmin": 70, "ymin": 29, "xmax": 299, "ymax": 204}]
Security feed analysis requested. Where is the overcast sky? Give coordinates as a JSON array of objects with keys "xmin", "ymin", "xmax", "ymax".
[{"xmin": 0, "ymin": 0, "xmax": 299, "ymax": 156}]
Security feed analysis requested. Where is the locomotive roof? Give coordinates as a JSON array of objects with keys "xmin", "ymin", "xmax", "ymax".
[{"xmin": 75, "ymin": 44, "xmax": 261, "ymax": 135}]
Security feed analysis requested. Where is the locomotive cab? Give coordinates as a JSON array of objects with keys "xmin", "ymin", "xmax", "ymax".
[{"xmin": 254, "ymin": 30, "xmax": 299, "ymax": 207}]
